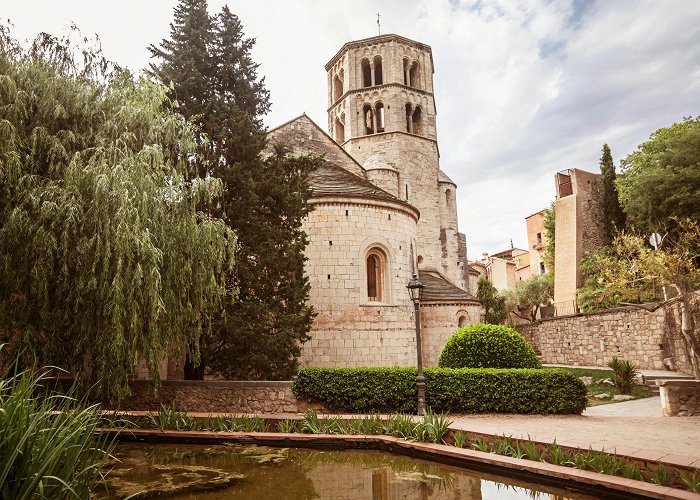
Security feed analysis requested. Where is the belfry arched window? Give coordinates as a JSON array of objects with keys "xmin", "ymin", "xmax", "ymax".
[
  {"xmin": 373, "ymin": 56, "xmax": 383, "ymax": 85},
  {"xmin": 375, "ymin": 101, "xmax": 385, "ymax": 132},
  {"xmin": 362, "ymin": 104, "xmax": 374, "ymax": 135},
  {"xmin": 333, "ymin": 70, "xmax": 343, "ymax": 102},
  {"xmin": 366, "ymin": 247, "xmax": 387, "ymax": 302},
  {"xmin": 409, "ymin": 61, "xmax": 420, "ymax": 88},
  {"xmin": 335, "ymin": 113, "xmax": 345, "ymax": 143},
  {"xmin": 361, "ymin": 59, "xmax": 372, "ymax": 87},
  {"xmin": 412, "ymin": 106, "xmax": 423, "ymax": 135}
]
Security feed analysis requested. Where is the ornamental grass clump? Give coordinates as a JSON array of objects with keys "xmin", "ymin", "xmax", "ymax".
[
  {"xmin": 0, "ymin": 365, "xmax": 115, "ymax": 499},
  {"xmin": 438, "ymin": 324, "xmax": 541, "ymax": 369},
  {"xmin": 607, "ymin": 357, "xmax": 639, "ymax": 395}
]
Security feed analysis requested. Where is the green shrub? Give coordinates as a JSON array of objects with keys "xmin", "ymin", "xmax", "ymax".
[
  {"xmin": 607, "ymin": 357, "xmax": 639, "ymax": 395},
  {"xmin": 438, "ymin": 324, "xmax": 541, "ymax": 369},
  {"xmin": 293, "ymin": 367, "xmax": 587, "ymax": 414}
]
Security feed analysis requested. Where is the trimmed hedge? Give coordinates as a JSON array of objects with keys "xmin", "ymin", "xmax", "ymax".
[
  {"xmin": 439, "ymin": 324, "xmax": 541, "ymax": 369},
  {"xmin": 293, "ymin": 367, "xmax": 587, "ymax": 414}
]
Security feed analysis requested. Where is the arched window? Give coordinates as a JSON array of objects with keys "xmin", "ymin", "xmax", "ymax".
[
  {"xmin": 410, "ymin": 61, "xmax": 420, "ymax": 89},
  {"xmin": 373, "ymin": 56, "xmax": 383, "ymax": 85},
  {"xmin": 458, "ymin": 315, "xmax": 469, "ymax": 327},
  {"xmin": 362, "ymin": 104, "xmax": 374, "ymax": 135},
  {"xmin": 333, "ymin": 71, "xmax": 343, "ymax": 102},
  {"xmin": 366, "ymin": 248, "xmax": 387, "ymax": 302},
  {"xmin": 361, "ymin": 59, "xmax": 372, "ymax": 87},
  {"xmin": 445, "ymin": 188, "xmax": 453, "ymax": 206},
  {"xmin": 375, "ymin": 102, "xmax": 385, "ymax": 132},
  {"xmin": 334, "ymin": 114, "xmax": 345, "ymax": 143},
  {"xmin": 403, "ymin": 58, "xmax": 410, "ymax": 85},
  {"xmin": 405, "ymin": 103, "xmax": 413, "ymax": 133},
  {"xmin": 412, "ymin": 106, "xmax": 423, "ymax": 135}
]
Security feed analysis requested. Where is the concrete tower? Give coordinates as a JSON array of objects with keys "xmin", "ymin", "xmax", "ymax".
[{"xmin": 325, "ymin": 34, "xmax": 467, "ymax": 288}]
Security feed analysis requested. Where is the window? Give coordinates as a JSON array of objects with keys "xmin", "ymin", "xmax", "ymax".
[
  {"xmin": 361, "ymin": 58, "xmax": 371, "ymax": 87},
  {"xmin": 334, "ymin": 114, "xmax": 345, "ymax": 143},
  {"xmin": 373, "ymin": 56, "xmax": 383, "ymax": 85},
  {"xmin": 375, "ymin": 102, "xmax": 385, "ymax": 132},
  {"xmin": 412, "ymin": 106, "xmax": 423, "ymax": 135},
  {"xmin": 458, "ymin": 315, "xmax": 469, "ymax": 327},
  {"xmin": 333, "ymin": 70, "xmax": 343, "ymax": 102},
  {"xmin": 536, "ymin": 232, "xmax": 542, "ymax": 245},
  {"xmin": 409, "ymin": 61, "xmax": 420, "ymax": 88},
  {"xmin": 366, "ymin": 247, "xmax": 387, "ymax": 302},
  {"xmin": 362, "ymin": 104, "xmax": 374, "ymax": 135},
  {"xmin": 445, "ymin": 188, "xmax": 453, "ymax": 206}
]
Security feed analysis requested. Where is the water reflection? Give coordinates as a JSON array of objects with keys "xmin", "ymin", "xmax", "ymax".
[{"xmin": 100, "ymin": 444, "xmax": 592, "ymax": 499}]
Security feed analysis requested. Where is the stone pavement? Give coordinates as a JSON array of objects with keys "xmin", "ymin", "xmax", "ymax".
[{"xmin": 449, "ymin": 395, "xmax": 700, "ymax": 469}]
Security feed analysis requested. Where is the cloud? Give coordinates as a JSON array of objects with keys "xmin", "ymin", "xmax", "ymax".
[{"xmin": 4, "ymin": 0, "xmax": 699, "ymax": 259}]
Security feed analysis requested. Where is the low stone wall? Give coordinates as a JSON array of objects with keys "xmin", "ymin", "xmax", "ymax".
[
  {"xmin": 109, "ymin": 380, "xmax": 326, "ymax": 414},
  {"xmin": 658, "ymin": 380, "xmax": 700, "ymax": 416},
  {"xmin": 516, "ymin": 299, "xmax": 694, "ymax": 374}
]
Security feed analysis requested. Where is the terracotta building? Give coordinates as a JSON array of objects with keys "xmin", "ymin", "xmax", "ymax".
[{"xmin": 266, "ymin": 34, "xmax": 480, "ymax": 368}]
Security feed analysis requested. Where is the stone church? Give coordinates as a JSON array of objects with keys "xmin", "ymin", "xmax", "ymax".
[{"xmin": 267, "ymin": 34, "xmax": 480, "ymax": 368}]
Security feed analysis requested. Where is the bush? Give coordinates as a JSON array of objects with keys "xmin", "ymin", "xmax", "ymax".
[
  {"xmin": 293, "ymin": 367, "xmax": 587, "ymax": 414},
  {"xmin": 438, "ymin": 324, "xmax": 541, "ymax": 369},
  {"xmin": 607, "ymin": 357, "xmax": 639, "ymax": 394}
]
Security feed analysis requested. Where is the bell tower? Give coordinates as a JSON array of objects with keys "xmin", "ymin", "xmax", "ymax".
[{"xmin": 326, "ymin": 35, "xmax": 459, "ymax": 283}]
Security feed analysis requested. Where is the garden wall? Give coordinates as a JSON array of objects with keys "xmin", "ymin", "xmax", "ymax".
[
  {"xmin": 516, "ymin": 297, "xmax": 695, "ymax": 375},
  {"xmin": 658, "ymin": 380, "xmax": 700, "ymax": 416},
  {"xmin": 109, "ymin": 380, "xmax": 326, "ymax": 414}
]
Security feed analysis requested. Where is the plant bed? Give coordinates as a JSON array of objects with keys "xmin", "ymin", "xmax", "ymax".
[{"xmin": 555, "ymin": 367, "xmax": 654, "ymax": 406}]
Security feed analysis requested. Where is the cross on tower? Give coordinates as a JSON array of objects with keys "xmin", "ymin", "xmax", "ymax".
[{"xmin": 377, "ymin": 13, "xmax": 381, "ymax": 35}]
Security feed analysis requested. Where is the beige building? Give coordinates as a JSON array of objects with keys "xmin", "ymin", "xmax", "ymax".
[
  {"xmin": 267, "ymin": 34, "xmax": 480, "ymax": 368},
  {"xmin": 478, "ymin": 247, "xmax": 529, "ymax": 292},
  {"xmin": 525, "ymin": 209, "xmax": 548, "ymax": 277},
  {"xmin": 552, "ymin": 168, "xmax": 607, "ymax": 315}
]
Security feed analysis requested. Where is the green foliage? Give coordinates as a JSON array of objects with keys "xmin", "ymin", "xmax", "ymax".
[
  {"xmin": 681, "ymin": 470, "xmax": 700, "ymax": 493},
  {"xmin": 293, "ymin": 367, "xmax": 587, "ymax": 414},
  {"xmin": 438, "ymin": 324, "xmax": 541, "ymax": 369},
  {"xmin": 504, "ymin": 274, "xmax": 554, "ymax": 322},
  {"xmin": 476, "ymin": 278, "xmax": 507, "ymax": 324},
  {"xmin": 650, "ymin": 462, "xmax": 674, "ymax": 487},
  {"xmin": 453, "ymin": 431, "xmax": 468, "ymax": 448},
  {"xmin": 577, "ymin": 222, "xmax": 700, "ymax": 313},
  {"xmin": 0, "ymin": 364, "xmax": 115, "ymax": 499},
  {"xmin": 277, "ymin": 419, "xmax": 299, "ymax": 433},
  {"xmin": 599, "ymin": 144, "xmax": 626, "ymax": 241},
  {"xmin": 607, "ymin": 357, "xmax": 639, "ymax": 395},
  {"xmin": 618, "ymin": 116, "xmax": 700, "ymax": 234},
  {"xmin": 0, "ymin": 28, "xmax": 235, "ymax": 399},
  {"xmin": 543, "ymin": 201, "xmax": 556, "ymax": 276},
  {"xmin": 150, "ymin": 1, "xmax": 319, "ymax": 380}
]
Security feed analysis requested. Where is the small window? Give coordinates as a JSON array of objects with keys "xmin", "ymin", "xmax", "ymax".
[
  {"xmin": 412, "ymin": 106, "xmax": 423, "ymax": 136},
  {"xmin": 375, "ymin": 102, "xmax": 385, "ymax": 132},
  {"xmin": 445, "ymin": 189, "xmax": 453, "ymax": 206},
  {"xmin": 409, "ymin": 61, "xmax": 420, "ymax": 89},
  {"xmin": 362, "ymin": 104, "xmax": 374, "ymax": 135},
  {"xmin": 536, "ymin": 232, "xmax": 542, "ymax": 245},
  {"xmin": 458, "ymin": 315, "xmax": 469, "ymax": 327},
  {"xmin": 333, "ymin": 72, "xmax": 343, "ymax": 102},
  {"xmin": 373, "ymin": 56, "xmax": 383, "ymax": 85},
  {"xmin": 361, "ymin": 59, "xmax": 372, "ymax": 87},
  {"xmin": 335, "ymin": 114, "xmax": 345, "ymax": 143},
  {"xmin": 366, "ymin": 247, "xmax": 387, "ymax": 302}
]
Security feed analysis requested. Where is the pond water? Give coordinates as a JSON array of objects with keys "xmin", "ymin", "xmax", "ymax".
[{"xmin": 99, "ymin": 443, "xmax": 597, "ymax": 499}]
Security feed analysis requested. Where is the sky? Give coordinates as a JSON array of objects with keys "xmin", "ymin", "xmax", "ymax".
[{"xmin": 4, "ymin": 0, "xmax": 699, "ymax": 259}]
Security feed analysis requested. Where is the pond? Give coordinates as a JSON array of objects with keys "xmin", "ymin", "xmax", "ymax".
[{"xmin": 98, "ymin": 443, "xmax": 598, "ymax": 499}]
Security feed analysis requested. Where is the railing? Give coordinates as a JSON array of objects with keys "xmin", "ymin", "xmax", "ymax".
[{"xmin": 553, "ymin": 300, "xmax": 579, "ymax": 317}]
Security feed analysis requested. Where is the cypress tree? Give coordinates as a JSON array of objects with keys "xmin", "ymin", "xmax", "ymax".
[
  {"xmin": 150, "ymin": 1, "xmax": 318, "ymax": 379},
  {"xmin": 599, "ymin": 143, "xmax": 626, "ymax": 240}
]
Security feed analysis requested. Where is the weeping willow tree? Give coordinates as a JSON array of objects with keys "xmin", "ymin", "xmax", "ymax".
[{"xmin": 0, "ymin": 27, "xmax": 236, "ymax": 400}]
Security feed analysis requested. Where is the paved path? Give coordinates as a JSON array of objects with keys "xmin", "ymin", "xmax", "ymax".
[
  {"xmin": 583, "ymin": 396, "xmax": 662, "ymax": 417},
  {"xmin": 449, "ymin": 395, "xmax": 700, "ymax": 468}
]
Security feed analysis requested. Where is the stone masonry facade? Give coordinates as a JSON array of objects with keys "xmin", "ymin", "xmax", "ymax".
[{"xmin": 517, "ymin": 298, "xmax": 695, "ymax": 375}]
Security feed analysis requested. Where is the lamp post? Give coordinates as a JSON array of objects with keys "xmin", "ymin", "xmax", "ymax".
[{"xmin": 407, "ymin": 273, "xmax": 426, "ymax": 416}]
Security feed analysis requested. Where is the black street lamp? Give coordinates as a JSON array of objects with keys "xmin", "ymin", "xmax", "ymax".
[{"xmin": 407, "ymin": 273, "xmax": 426, "ymax": 416}]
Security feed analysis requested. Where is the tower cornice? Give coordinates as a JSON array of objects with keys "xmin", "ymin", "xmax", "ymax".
[
  {"xmin": 327, "ymin": 82, "xmax": 435, "ymax": 114},
  {"xmin": 325, "ymin": 34, "xmax": 434, "ymax": 72}
]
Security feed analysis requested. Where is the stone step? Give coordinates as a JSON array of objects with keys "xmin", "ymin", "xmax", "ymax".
[{"xmin": 642, "ymin": 373, "xmax": 694, "ymax": 394}]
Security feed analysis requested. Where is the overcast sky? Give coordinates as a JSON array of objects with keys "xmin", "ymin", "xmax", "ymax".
[{"xmin": 5, "ymin": 0, "xmax": 699, "ymax": 259}]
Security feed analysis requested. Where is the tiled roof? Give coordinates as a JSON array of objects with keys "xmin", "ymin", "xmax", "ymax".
[
  {"xmin": 309, "ymin": 162, "xmax": 401, "ymax": 203},
  {"xmin": 438, "ymin": 170, "xmax": 456, "ymax": 185},
  {"xmin": 419, "ymin": 270, "xmax": 478, "ymax": 303}
]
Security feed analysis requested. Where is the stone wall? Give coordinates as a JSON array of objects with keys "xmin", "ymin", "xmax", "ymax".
[
  {"xmin": 517, "ymin": 300, "xmax": 694, "ymax": 374},
  {"xmin": 301, "ymin": 199, "xmax": 418, "ymax": 367},
  {"xmin": 110, "ymin": 380, "xmax": 325, "ymax": 414},
  {"xmin": 422, "ymin": 303, "xmax": 481, "ymax": 366},
  {"xmin": 658, "ymin": 380, "xmax": 700, "ymax": 416}
]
